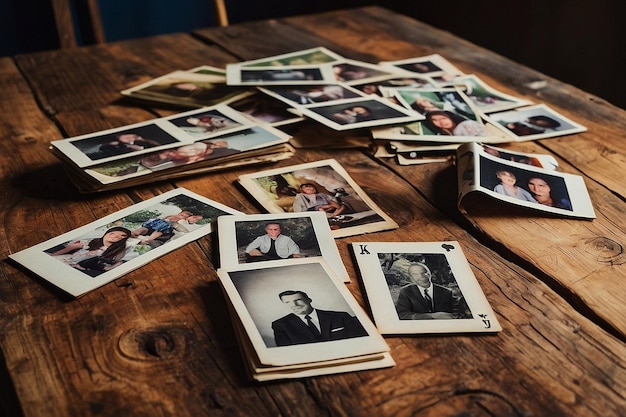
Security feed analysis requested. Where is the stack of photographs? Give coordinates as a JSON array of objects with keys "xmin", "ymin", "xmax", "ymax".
[
  {"xmin": 50, "ymin": 104, "xmax": 295, "ymax": 192},
  {"xmin": 217, "ymin": 258, "xmax": 393, "ymax": 381},
  {"xmin": 351, "ymin": 241, "xmax": 501, "ymax": 335},
  {"xmin": 9, "ymin": 189, "xmax": 240, "ymax": 297},
  {"xmin": 456, "ymin": 142, "xmax": 595, "ymax": 218},
  {"xmin": 120, "ymin": 65, "xmax": 250, "ymax": 108}
]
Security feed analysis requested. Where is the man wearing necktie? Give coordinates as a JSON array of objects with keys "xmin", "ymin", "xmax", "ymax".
[
  {"xmin": 395, "ymin": 262, "xmax": 459, "ymax": 320},
  {"xmin": 271, "ymin": 290, "xmax": 368, "ymax": 346}
]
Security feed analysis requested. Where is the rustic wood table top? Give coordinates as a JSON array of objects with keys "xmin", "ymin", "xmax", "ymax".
[{"xmin": 1, "ymin": 6, "xmax": 625, "ymax": 417}]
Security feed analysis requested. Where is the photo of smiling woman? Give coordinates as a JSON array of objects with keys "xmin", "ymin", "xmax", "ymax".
[
  {"xmin": 47, "ymin": 226, "xmax": 132, "ymax": 277},
  {"xmin": 423, "ymin": 110, "xmax": 486, "ymax": 137}
]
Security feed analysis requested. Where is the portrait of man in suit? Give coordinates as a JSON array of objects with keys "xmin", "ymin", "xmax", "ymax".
[
  {"xmin": 395, "ymin": 262, "xmax": 462, "ymax": 320},
  {"xmin": 271, "ymin": 290, "xmax": 368, "ymax": 346}
]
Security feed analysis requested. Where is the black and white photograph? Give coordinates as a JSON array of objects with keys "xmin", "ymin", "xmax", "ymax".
[
  {"xmin": 237, "ymin": 158, "xmax": 399, "ymax": 238},
  {"xmin": 217, "ymin": 259, "xmax": 388, "ymax": 362},
  {"xmin": 351, "ymin": 241, "xmax": 502, "ymax": 334},
  {"xmin": 217, "ymin": 211, "xmax": 349, "ymax": 281},
  {"xmin": 9, "ymin": 189, "xmax": 241, "ymax": 297}
]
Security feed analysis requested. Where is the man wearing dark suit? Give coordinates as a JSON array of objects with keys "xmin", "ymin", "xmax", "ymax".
[
  {"xmin": 271, "ymin": 290, "xmax": 368, "ymax": 346},
  {"xmin": 395, "ymin": 263, "xmax": 459, "ymax": 320}
]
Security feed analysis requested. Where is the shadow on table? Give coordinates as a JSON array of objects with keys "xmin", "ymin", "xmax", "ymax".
[
  {"xmin": 196, "ymin": 281, "xmax": 256, "ymax": 385},
  {"xmin": 11, "ymin": 164, "xmax": 86, "ymax": 201}
]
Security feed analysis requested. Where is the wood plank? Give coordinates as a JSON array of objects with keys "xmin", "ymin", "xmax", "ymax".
[
  {"xmin": 14, "ymin": 33, "xmax": 239, "ymax": 136},
  {"xmin": 2, "ymin": 8, "xmax": 626, "ymax": 417}
]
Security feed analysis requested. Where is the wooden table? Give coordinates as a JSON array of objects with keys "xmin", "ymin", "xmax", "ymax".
[{"xmin": 1, "ymin": 6, "xmax": 625, "ymax": 416}]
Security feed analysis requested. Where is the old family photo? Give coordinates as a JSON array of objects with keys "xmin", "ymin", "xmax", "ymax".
[
  {"xmin": 9, "ymin": 189, "xmax": 240, "ymax": 297},
  {"xmin": 237, "ymin": 159, "xmax": 398, "ymax": 238}
]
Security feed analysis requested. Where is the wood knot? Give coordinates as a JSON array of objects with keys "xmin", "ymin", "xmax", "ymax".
[
  {"xmin": 580, "ymin": 236, "xmax": 625, "ymax": 265},
  {"xmin": 117, "ymin": 324, "xmax": 190, "ymax": 361}
]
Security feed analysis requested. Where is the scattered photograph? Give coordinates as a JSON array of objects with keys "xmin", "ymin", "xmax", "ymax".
[
  {"xmin": 217, "ymin": 211, "xmax": 349, "ymax": 281},
  {"xmin": 450, "ymin": 74, "xmax": 532, "ymax": 113},
  {"xmin": 237, "ymin": 158, "xmax": 399, "ymax": 238},
  {"xmin": 164, "ymin": 105, "xmax": 254, "ymax": 140},
  {"xmin": 480, "ymin": 156, "xmax": 572, "ymax": 209},
  {"xmin": 480, "ymin": 143, "xmax": 558, "ymax": 170},
  {"xmin": 332, "ymin": 59, "xmax": 397, "ymax": 85},
  {"xmin": 238, "ymin": 47, "xmax": 344, "ymax": 67},
  {"xmin": 351, "ymin": 241, "xmax": 502, "ymax": 334},
  {"xmin": 121, "ymin": 69, "xmax": 247, "ymax": 108},
  {"xmin": 85, "ymin": 124, "xmax": 291, "ymax": 183},
  {"xmin": 258, "ymin": 84, "xmax": 364, "ymax": 106},
  {"xmin": 226, "ymin": 64, "xmax": 337, "ymax": 86},
  {"xmin": 488, "ymin": 103, "xmax": 587, "ymax": 140},
  {"xmin": 9, "ymin": 189, "xmax": 241, "ymax": 297},
  {"xmin": 51, "ymin": 120, "xmax": 187, "ymax": 168},
  {"xmin": 297, "ymin": 96, "xmax": 422, "ymax": 131},
  {"xmin": 379, "ymin": 54, "xmax": 465, "ymax": 82},
  {"xmin": 217, "ymin": 259, "xmax": 388, "ymax": 364},
  {"xmin": 393, "ymin": 87, "xmax": 487, "ymax": 134},
  {"xmin": 350, "ymin": 74, "xmax": 436, "ymax": 96},
  {"xmin": 228, "ymin": 91, "xmax": 305, "ymax": 126}
]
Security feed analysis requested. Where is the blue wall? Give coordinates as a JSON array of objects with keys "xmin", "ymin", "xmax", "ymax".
[
  {"xmin": 1, "ymin": 1, "xmax": 623, "ymax": 109},
  {"xmin": 0, "ymin": 0, "xmax": 369, "ymax": 57}
]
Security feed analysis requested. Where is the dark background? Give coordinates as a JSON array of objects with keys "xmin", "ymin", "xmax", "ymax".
[{"xmin": 2, "ymin": 0, "xmax": 623, "ymax": 109}]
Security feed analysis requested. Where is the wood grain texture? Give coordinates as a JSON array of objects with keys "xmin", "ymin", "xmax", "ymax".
[{"xmin": 1, "ymin": 6, "xmax": 625, "ymax": 417}]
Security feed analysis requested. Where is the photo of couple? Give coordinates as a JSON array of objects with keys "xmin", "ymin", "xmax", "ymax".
[{"xmin": 44, "ymin": 194, "xmax": 225, "ymax": 277}]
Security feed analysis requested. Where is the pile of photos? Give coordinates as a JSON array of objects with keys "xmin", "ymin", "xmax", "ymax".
[
  {"xmin": 22, "ymin": 47, "xmax": 596, "ymax": 380},
  {"xmin": 52, "ymin": 46, "xmax": 591, "ymax": 213},
  {"xmin": 50, "ymin": 104, "xmax": 295, "ymax": 193}
]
